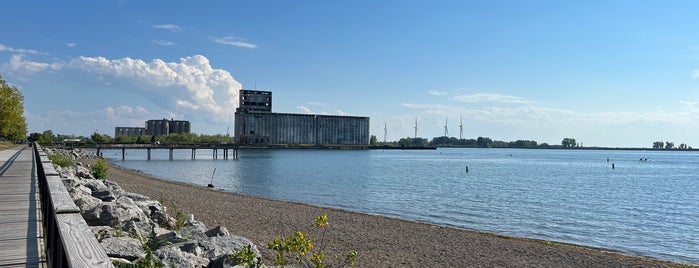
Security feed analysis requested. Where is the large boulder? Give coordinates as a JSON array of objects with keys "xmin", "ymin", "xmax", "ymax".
[
  {"xmin": 82, "ymin": 201, "xmax": 153, "ymax": 228},
  {"xmin": 100, "ymin": 237, "xmax": 146, "ymax": 262},
  {"xmin": 75, "ymin": 194, "xmax": 103, "ymax": 212},
  {"xmin": 154, "ymin": 246, "xmax": 210, "ymax": 268}
]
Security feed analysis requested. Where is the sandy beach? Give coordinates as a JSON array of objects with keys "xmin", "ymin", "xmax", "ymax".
[{"xmin": 80, "ymin": 158, "xmax": 690, "ymax": 267}]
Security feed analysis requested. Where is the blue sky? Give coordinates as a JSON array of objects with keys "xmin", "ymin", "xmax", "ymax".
[{"xmin": 2, "ymin": 1, "xmax": 699, "ymax": 147}]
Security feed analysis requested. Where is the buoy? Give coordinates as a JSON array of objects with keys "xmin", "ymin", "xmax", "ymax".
[
  {"xmin": 465, "ymin": 166, "xmax": 469, "ymax": 173},
  {"xmin": 612, "ymin": 163, "xmax": 615, "ymax": 169}
]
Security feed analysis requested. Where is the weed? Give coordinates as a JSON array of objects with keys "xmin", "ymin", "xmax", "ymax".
[
  {"xmin": 92, "ymin": 158, "xmax": 108, "ymax": 180},
  {"xmin": 47, "ymin": 152, "xmax": 72, "ymax": 167}
]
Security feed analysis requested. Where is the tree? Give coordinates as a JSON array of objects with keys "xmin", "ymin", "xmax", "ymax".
[
  {"xmin": 561, "ymin": 138, "xmax": 577, "ymax": 148},
  {"xmin": 369, "ymin": 135, "xmax": 377, "ymax": 145},
  {"xmin": 665, "ymin": 141, "xmax": 674, "ymax": 149},
  {"xmin": 37, "ymin": 130, "xmax": 54, "ymax": 146},
  {"xmin": 27, "ymin": 132, "xmax": 42, "ymax": 143},
  {"xmin": 652, "ymin": 141, "xmax": 664, "ymax": 149},
  {"xmin": 0, "ymin": 74, "xmax": 27, "ymax": 141},
  {"xmin": 476, "ymin": 137, "xmax": 492, "ymax": 148}
]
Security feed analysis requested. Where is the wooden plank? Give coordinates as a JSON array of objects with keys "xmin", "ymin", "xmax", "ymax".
[
  {"xmin": 56, "ymin": 213, "xmax": 113, "ymax": 268},
  {"xmin": 46, "ymin": 176, "xmax": 80, "ymax": 214}
]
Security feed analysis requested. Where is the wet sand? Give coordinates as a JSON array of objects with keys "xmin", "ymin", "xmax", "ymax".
[{"xmin": 81, "ymin": 158, "xmax": 690, "ymax": 267}]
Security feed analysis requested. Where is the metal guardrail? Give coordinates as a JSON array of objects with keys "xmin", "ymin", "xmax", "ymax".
[{"xmin": 33, "ymin": 143, "xmax": 113, "ymax": 268}]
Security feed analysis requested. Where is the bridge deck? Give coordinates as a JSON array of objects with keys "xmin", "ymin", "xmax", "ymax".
[{"xmin": 0, "ymin": 147, "xmax": 42, "ymax": 267}]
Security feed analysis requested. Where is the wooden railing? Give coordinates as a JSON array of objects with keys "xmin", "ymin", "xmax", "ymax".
[{"xmin": 33, "ymin": 144, "xmax": 113, "ymax": 268}]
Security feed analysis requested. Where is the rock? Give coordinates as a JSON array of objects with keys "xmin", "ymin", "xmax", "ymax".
[
  {"xmin": 136, "ymin": 200, "xmax": 167, "ymax": 225},
  {"xmin": 109, "ymin": 258, "xmax": 133, "ymax": 266},
  {"xmin": 90, "ymin": 226, "xmax": 114, "ymax": 241},
  {"xmin": 198, "ymin": 235, "xmax": 259, "ymax": 260},
  {"xmin": 100, "ymin": 237, "xmax": 146, "ymax": 262},
  {"xmin": 206, "ymin": 226, "xmax": 230, "ymax": 238},
  {"xmin": 155, "ymin": 246, "xmax": 210, "ymax": 268},
  {"xmin": 93, "ymin": 190, "xmax": 116, "ymax": 202},
  {"xmin": 82, "ymin": 201, "xmax": 152, "ymax": 228},
  {"xmin": 76, "ymin": 165, "xmax": 93, "ymax": 179},
  {"xmin": 83, "ymin": 179, "xmax": 109, "ymax": 193},
  {"xmin": 75, "ymin": 194, "xmax": 103, "ymax": 212},
  {"xmin": 177, "ymin": 220, "xmax": 209, "ymax": 241}
]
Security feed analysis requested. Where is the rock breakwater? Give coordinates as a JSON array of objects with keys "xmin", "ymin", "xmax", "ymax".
[{"xmin": 48, "ymin": 148, "xmax": 263, "ymax": 267}]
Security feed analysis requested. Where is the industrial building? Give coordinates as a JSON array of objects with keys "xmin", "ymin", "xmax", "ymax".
[
  {"xmin": 114, "ymin": 118, "xmax": 191, "ymax": 137},
  {"xmin": 234, "ymin": 90, "xmax": 370, "ymax": 145},
  {"xmin": 114, "ymin": 127, "xmax": 146, "ymax": 137}
]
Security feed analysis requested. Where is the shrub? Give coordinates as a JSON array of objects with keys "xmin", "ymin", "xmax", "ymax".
[
  {"xmin": 92, "ymin": 159, "xmax": 108, "ymax": 180},
  {"xmin": 47, "ymin": 152, "xmax": 72, "ymax": 167}
]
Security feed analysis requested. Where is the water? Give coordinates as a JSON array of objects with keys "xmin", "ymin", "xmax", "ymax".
[{"xmin": 104, "ymin": 148, "xmax": 699, "ymax": 264}]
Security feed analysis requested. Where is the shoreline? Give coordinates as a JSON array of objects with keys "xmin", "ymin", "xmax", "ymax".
[{"xmin": 82, "ymin": 158, "xmax": 694, "ymax": 267}]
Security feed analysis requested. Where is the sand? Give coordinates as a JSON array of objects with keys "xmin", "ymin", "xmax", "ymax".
[{"xmin": 79, "ymin": 158, "xmax": 690, "ymax": 268}]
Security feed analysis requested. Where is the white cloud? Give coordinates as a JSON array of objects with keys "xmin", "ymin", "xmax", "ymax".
[
  {"xmin": 0, "ymin": 44, "xmax": 45, "ymax": 55},
  {"xmin": 153, "ymin": 24, "xmax": 182, "ymax": 32},
  {"xmin": 9, "ymin": 54, "xmax": 242, "ymax": 128},
  {"xmin": 65, "ymin": 43, "xmax": 77, "ymax": 48},
  {"xmin": 297, "ymin": 106, "xmax": 313, "ymax": 114},
  {"xmin": 428, "ymin": 90, "xmax": 448, "ymax": 96},
  {"xmin": 454, "ymin": 93, "xmax": 533, "ymax": 104},
  {"xmin": 692, "ymin": 69, "xmax": 699, "ymax": 78},
  {"xmin": 2, "ymin": 54, "xmax": 61, "ymax": 75},
  {"xmin": 153, "ymin": 40, "xmax": 175, "ymax": 46},
  {"xmin": 64, "ymin": 55, "xmax": 242, "ymax": 123},
  {"xmin": 336, "ymin": 110, "xmax": 350, "ymax": 116},
  {"xmin": 212, "ymin": 36, "xmax": 257, "ymax": 49}
]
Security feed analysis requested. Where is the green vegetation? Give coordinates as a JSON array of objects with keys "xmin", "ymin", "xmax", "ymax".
[
  {"xmin": 265, "ymin": 214, "xmax": 357, "ymax": 268},
  {"xmin": 228, "ymin": 245, "xmax": 263, "ymax": 268},
  {"xmin": 91, "ymin": 159, "xmax": 109, "ymax": 180},
  {"xmin": 47, "ymin": 152, "xmax": 73, "ymax": 168},
  {"xmin": 0, "ymin": 74, "xmax": 27, "ymax": 142}
]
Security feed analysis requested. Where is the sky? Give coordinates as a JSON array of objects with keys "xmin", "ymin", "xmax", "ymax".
[{"xmin": 1, "ymin": 1, "xmax": 699, "ymax": 148}]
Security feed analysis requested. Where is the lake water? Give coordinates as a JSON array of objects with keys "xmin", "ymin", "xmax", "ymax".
[{"xmin": 104, "ymin": 148, "xmax": 699, "ymax": 265}]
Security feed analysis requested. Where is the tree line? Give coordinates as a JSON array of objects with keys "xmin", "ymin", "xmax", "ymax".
[
  {"xmin": 28, "ymin": 130, "xmax": 235, "ymax": 146},
  {"xmin": 379, "ymin": 136, "xmax": 578, "ymax": 148},
  {"xmin": 652, "ymin": 141, "xmax": 692, "ymax": 150}
]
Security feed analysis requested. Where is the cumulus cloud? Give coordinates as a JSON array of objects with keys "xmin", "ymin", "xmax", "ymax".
[
  {"xmin": 64, "ymin": 55, "xmax": 242, "ymax": 123},
  {"xmin": 153, "ymin": 24, "xmax": 182, "ymax": 32},
  {"xmin": 212, "ymin": 36, "xmax": 257, "ymax": 49},
  {"xmin": 0, "ymin": 44, "xmax": 45, "ymax": 55},
  {"xmin": 428, "ymin": 90, "xmax": 448, "ymax": 96},
  {"xmin": 2, "ymin": 54, "xmax": 61, "ymax": 75},
  {"xmin": 297, "ymin": 106, "xmax": 313, "ymax": 114},
  {"xmin": 454, "ymin": 93, "xmax": 533, "ymax": 104},
  {"xmin": 153, "ymin": 40, "xmax": 175, "ymax": 46},
  {"xmin": 65, "ymin": 43, "xmax": 77, "ymax": 48}
]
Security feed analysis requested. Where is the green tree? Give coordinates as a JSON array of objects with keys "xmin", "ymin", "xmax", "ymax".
[
  {"xmin": 27, "ymin": 132, "xmax": 42, "ymax": 143},
  {"xmin": 369, "ymin": 135, "xmax": 377, "ymax": 145},
  {"xmin": 652, "ymin": 141, "xmax": 664, "ymax": 149},
  {"xmin": 91, "ymin": 132, "xmax": 107, "ymax": 143},
  {"xmin": 665, "ymin": 141, "xmax": 674, "ymax": 149},
  {"xmin": 561, "ymin": 138, "xmax": 577, "ymax": 148},
  {"xmin": 0, "ymin": 74, "xmax": 27, "ymax": 141},
  {"xmin": 38, "ymin": 130, "xmax": 54, "ymax": 146}
]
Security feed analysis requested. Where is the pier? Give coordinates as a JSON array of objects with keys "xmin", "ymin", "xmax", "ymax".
[{"xmin": 77, "ymin": 144, "xmax": 240, "ymax": 160}]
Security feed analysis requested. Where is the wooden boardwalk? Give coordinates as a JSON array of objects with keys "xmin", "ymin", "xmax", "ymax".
[{"xmin": 0, "ymin": 147, "xmax": 42, "ymax": 267}]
